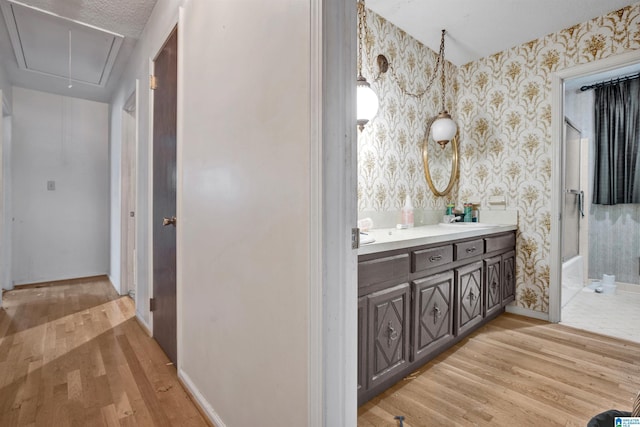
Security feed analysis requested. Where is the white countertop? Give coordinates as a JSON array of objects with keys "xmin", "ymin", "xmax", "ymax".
[{"xmin": 358, "ymin": 223, "xmax": 517, "ymax": 255}]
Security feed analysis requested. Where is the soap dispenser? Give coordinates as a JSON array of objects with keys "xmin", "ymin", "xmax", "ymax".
[{"xmin": 401, "ymin": 195, "xmax": 414, "ymax": 228}]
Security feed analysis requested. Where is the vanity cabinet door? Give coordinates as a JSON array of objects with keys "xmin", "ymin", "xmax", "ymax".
[
  {"xmin": 455, "ymin": 261, "xmax": 483, "ymax": 336},
  {"xmin": 484, "ymin": 255, "xmax": 502, "ymax": 317},
  {"xmin": 367, "ymin": 283, "xmax": 410, "ymax": 389},
  {"xmin": 502, "ymin": 250, "xmax": 516, "ymax": 305},
  {"xmin": 412, "ymin": 272, "xmax": 454, "ymax": 363},
  {"xmin": 358, "ymin": 296, "xmax": 367, "ymax": 394}
]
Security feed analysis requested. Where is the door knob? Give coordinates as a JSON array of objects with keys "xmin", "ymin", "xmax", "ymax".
[{"xmin": 163, "ymin": 216, "xmax": 177, "ymax": 227}]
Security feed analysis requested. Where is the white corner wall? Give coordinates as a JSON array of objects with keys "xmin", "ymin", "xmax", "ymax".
[
  {"xmin": 12, "ymin": 87, "xmax": 109, "ymax": 285},
  {"xmin": 0, "ymin": 64, "xmax": 12, "ymax": 108},
  {"xmin": 179, "ymin": 1, "xmax": 311, "ymax": 426},
  {"xmin": 1, "ymin": 112, "xmax": 12, "ymax": 293}
]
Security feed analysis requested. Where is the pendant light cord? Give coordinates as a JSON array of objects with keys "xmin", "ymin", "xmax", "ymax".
[
  {"xmin": 357, "ymin": 1, "xmax": 366, "ymax": 79},
  {"xmin": 439, "ymin": 29, "xmax": 446, "ymax": 111},
  {"xmin": 381, "ymin": 29, "xmax": 446, "ymax": 100}
]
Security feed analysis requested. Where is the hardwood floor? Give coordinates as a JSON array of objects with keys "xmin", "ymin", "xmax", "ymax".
[
  {"xmin": 0, "ymin": 277, "xmax": 211, "ymax": 426},
  {"xmin": 358, "ymin": 313, "xmax": 640, "ymax": 427}
]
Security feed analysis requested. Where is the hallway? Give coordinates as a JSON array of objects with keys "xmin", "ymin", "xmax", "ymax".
[{"xmin": 0, "ymin": 278, "xmax": 209, "ymax": 426}]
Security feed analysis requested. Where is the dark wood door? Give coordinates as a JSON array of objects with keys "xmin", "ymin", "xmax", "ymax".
[
  {"xmin": 367, "ymin": 283, "xmax": 410, "ymax": 389},
  {"xmin": 485, "ymin": 255, "xmax": 502, "ymax": 317},
  {"xmin": 455, "ymin": 261, "xmax": 483, "ymax": 336},
  {"xmin": 152, "ymin": 27, "xmax": 178, "ymax": 364},
  {"xmin": 412, "ymin": 271, "xmax": 454, "ymax": 363}
]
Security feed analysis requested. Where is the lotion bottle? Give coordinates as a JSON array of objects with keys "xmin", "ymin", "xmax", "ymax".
[{"xmin": 401, "ymin": 195, "xmax": 414, "ymax": 228}]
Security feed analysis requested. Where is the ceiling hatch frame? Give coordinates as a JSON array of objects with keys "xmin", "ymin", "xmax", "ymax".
[{"xmin": 0, "ymin": 0, "xmax": 124, "ymax": 87}]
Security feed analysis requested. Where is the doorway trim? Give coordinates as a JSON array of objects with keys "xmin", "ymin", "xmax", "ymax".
[
  {"xmin": 549, "ymin": 49, "xmax": 640, "ymax": 323},
  {"xmin": 319, "ymin": 0, "xmax": 358, "ymax": 425},
  {"xmin": 121, "ymin": 84, "xmax": 139, "ymax": 298}
]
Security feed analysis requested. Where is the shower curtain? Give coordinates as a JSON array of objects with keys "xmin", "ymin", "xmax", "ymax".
[{"xmin": 592, "ymin": 76, "xmax": 640, "ymax": 205}]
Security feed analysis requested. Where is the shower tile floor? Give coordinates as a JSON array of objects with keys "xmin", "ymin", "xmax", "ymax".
[{"xmin": 561, "ymin": 288, "xmax": 640, "ymax": 343}]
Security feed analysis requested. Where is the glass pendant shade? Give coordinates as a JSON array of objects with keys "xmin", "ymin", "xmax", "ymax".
[
  {"xmin": 430, "ymin": 111, "xmax": 457, "ymax": 146},
  {"xmin": 357, "ymin": 76, "xmax": 379, "ymax": 130}
]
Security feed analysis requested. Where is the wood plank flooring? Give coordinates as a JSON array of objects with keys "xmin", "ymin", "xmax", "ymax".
[
  {"xmin": 358, "ymin": 313, "xmax": 640, "ymax": 427},
  {"xmin": 0, "ymin": 277, "xmax": 211, "ymax": 426}
]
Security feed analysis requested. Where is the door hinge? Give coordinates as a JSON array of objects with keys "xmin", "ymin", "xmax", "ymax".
[
  {"xmin": 150, "ymin": 75, "xmax": 158, "ymax": 90},
  {"xmin": 352, "ymin": 227, "xmax": 360, "ymax": 250},
  {"xmin": 150, "ymin": 298, "xmax": 156, "ymax": 312}
]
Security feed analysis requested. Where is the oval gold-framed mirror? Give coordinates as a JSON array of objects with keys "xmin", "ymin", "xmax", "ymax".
[{"xmin": 422, "ymin": 118, "xmax": 459, "ymax": 197}]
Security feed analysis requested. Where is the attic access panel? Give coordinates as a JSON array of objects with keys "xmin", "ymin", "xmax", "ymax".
[{"xmin": 1, "ymin": 0, "xmax": 124, "ymax": 86}]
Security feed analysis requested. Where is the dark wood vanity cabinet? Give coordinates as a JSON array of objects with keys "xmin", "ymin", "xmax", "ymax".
[
  {"xmin": 485, "ymin": 249, "xmax": 517, "ymax": 317},
  {"xmin": 455, "ymin": 261, "xmax": 483, "ymax": 336},
  {"xmin": 502, "ymin": 250, "xmax": 516, "ymax": 304},
  {"xmin": 358, "ymin": 230, "xmax": 516, "ymax": 405},
  {"xmin": 411, "ymin": 272, "xmax": 454, "ymax": 363},
  {"xmin": 366, "ymin": 283, "xmax": 410, "ymax": 389},
  {"xmin": 485, "ymin": 255, "xmax": 503, "ymax": 317},
  {"xmin": 357, "ymin": 296, "xmax": 367, "ymax": 393}
]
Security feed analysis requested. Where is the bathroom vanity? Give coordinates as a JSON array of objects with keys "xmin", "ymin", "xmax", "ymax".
[{"xmin": 357, "ymin": 224, "xmax": 517, "ymax": 405}]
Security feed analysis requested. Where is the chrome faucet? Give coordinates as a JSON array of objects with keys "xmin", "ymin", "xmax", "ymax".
[{"xmin": 447, "ymin": 215, "xmax": 461, "ymax": 223}]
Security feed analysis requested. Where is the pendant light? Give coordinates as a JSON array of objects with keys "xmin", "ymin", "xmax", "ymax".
[
  {"xmin": 430, "ymin": 30, "xmax": 457, "ymax": 147},
  {"xmin": 356, "ymin": 0, "xmax": 379, "ymax": 131}
]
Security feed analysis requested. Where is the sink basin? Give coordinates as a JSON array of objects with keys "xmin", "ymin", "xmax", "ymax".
[{"xmin": 438, "ymin": 222, "xmax": 500, "ymax": 229}]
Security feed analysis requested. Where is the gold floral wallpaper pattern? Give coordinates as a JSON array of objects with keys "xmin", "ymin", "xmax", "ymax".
[
  {"xmin": 359, "ymin": 3, "xmax": 640, "ymax": 315},
  {"xmin": 458, "ymin": 3, "xmax": 640, "ymax": 313},
  {"xmin": 357, "ymin": 10, "xmax": 458, "ymax": 214}
]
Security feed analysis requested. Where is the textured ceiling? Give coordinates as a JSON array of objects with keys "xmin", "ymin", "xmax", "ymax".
[
  {"xmin": 1, "ymin": 0, "xmax": 638, "ymax": 103},
  {"xmin": 367, "ymin": 0, "xmax": 639, "ymax": 66},
  {"xmin": 11, "ymin": 0, "xmax": 156, "ymax": 38},
  {"xmin": 0, "ymin": 0, "xmax": 157, "ymax": 102}
]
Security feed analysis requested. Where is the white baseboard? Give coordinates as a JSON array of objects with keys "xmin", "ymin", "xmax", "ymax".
[
  {"xmin": 179, "ymin": 369, "xmax": 226, "ymax": 427},
  {"xmin": 135, "ymin": 313, "xmax": 151, "ymax": 336},
  {"xmin": 107, "ymin": 274, "xmax": 121, "ymax": 294},
  {"xmin": 505, "ymin": 304, "xmax": 550, "ymax": 321}
]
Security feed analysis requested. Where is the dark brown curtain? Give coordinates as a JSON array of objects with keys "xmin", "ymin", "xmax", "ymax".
[{"xmin": 592, "ymin": 76, "xmax": 640, "ymax": 205}]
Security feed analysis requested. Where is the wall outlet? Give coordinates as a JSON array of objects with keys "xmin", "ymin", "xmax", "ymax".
[{"xmin": 47, "ymin": 180, "xmax": 55, "ymax": 191}]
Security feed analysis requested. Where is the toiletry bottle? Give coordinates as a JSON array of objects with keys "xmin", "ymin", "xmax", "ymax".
[
  {"xmin": 401, "ymin": 196, "xmax": 414, "ymax": 228},
  {"xmin": 443, "ymin": 202, "xmax": 455, "ymax": 223},
  {"xmin": 464, "ymin": 203, "xmax": 472, "ymax": 222},
  {"xmin": 472, "ymin": 203, "xmax": 479, "ymax": 222},
  {"xmin": 446, "ymin": 203, "xmax": 454, "ymax": 215}
]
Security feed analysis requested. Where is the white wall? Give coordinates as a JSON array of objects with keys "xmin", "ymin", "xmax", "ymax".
[
  {"xmin": 1, "ymin": 112, "xmax": 12, "ymax": 293},
  {"xmin": 12, "ymin": 87, "xmax": 109, "ymax": 285},
  {"xmin": 178, "ymin": 2, "xmax": 311, "ymax": 425},
  {"xmin": 0, "ymin": 64, "xmax": 13, "ymax": 297},
  {"xmin": 0, "ymin": 63, "xmax": 12, "ymax": 108}
]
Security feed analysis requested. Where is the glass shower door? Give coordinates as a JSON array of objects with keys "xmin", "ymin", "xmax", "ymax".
[{"xmin": 562, "ymin": 119, "xmax": 582, "ymax": 262}]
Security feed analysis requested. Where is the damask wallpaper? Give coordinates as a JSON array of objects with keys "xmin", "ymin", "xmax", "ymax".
[
  {"xmin": 357, "ymin": 10, "xmax": 458, "ymax": 218},
  {"xmin": 359, "ymin": 3, "xmax": 640, "ymax": 315},
  {"xmin": 458, "ymin": 3, "xmax": 640, "ymax": 313}
]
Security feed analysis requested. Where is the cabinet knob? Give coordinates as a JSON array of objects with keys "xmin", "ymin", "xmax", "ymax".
[
  {"xmin": 466, "ymin": 247, "xmax": 477, "ymax": 253},
  {"xmin": 386, "ymin": 321, "xmax": 399, "ymax": 348},
  {"xmin": 429, "ymin": 255, "xmax": 442, "ymax": 262},
  {"xmin": 469, "ymin": 291, "xmax": 475, "ymax": 301},
  {"xmin": 432, "ymin": 304, "xmax": 442, "ymax": 323}
]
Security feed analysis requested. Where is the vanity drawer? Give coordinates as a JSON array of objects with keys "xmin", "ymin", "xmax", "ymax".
[
  {"xmin": 485, "ymin": 232, "xmax": 516, "ymax": 253},
  {"xmin": 358, "ymin": 253, "xmax": 410, "ymax": 289},
  {"xmin": 412, "ymin": 245, "xmax": 453, "ymax": 273},
  {"xmin": 454, "ymin": 239, "xmax": 484, "ymax": 261}
]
